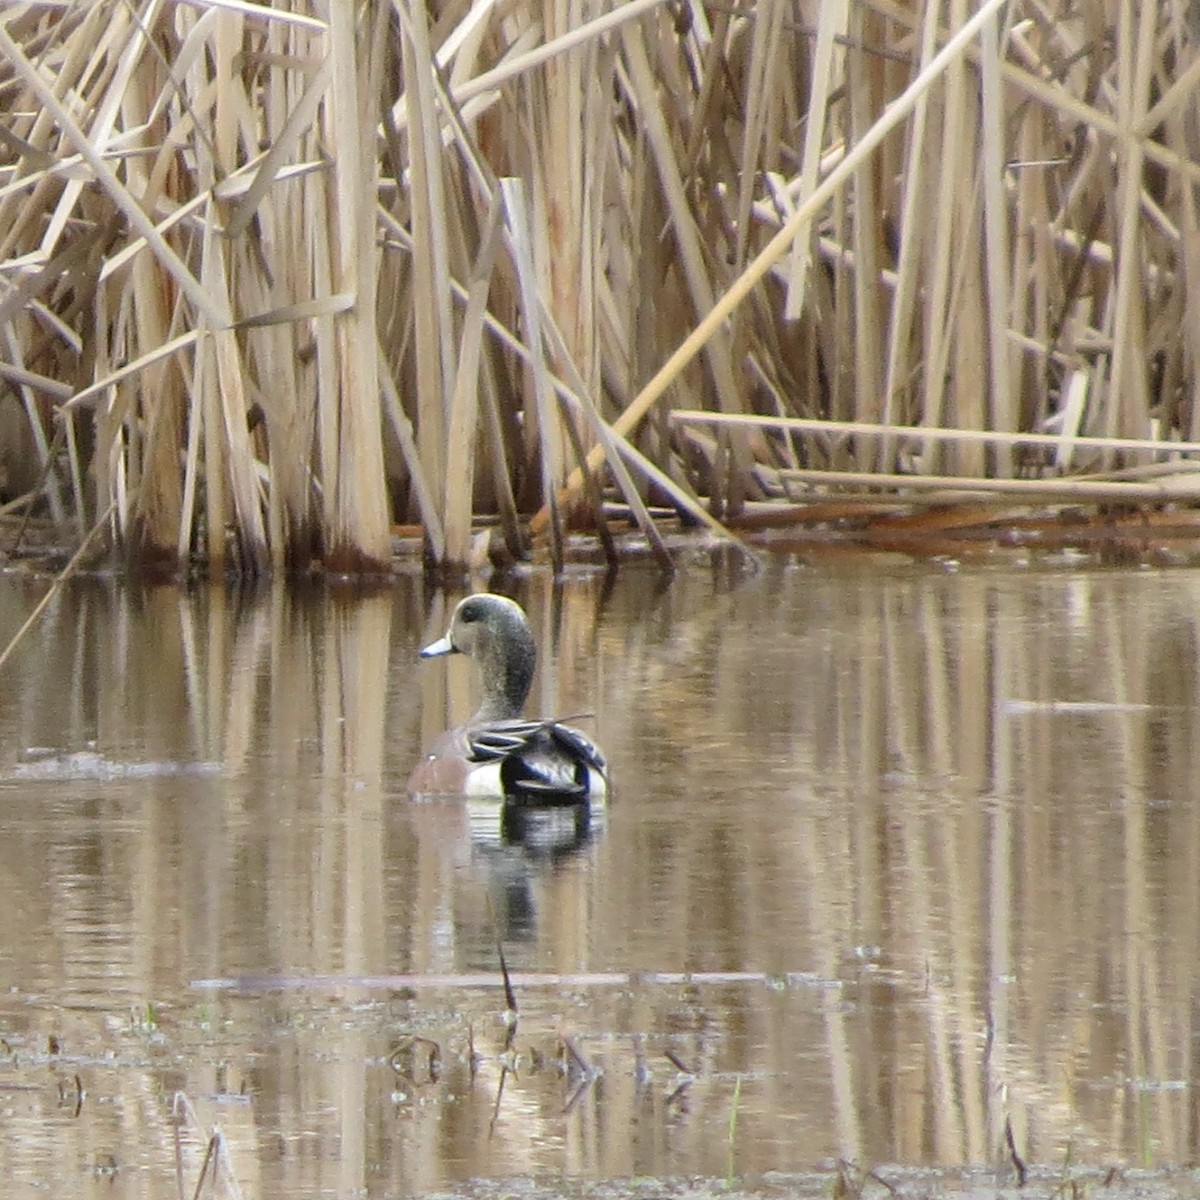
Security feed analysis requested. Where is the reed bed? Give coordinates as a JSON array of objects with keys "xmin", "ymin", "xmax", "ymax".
[{"xmin": 1, "ymin": 1, "xmax": 1199, "ymax": 576}]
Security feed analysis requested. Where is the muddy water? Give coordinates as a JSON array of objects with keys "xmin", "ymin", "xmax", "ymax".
[{"xmin": 0, "ymin": 557, "xmax": 1197, "ymax": 1197}]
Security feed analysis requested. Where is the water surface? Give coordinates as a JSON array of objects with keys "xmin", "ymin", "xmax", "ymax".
[{"xmin": 0, "ymin": 558, "xmax": 1196, "ymax": 1196}]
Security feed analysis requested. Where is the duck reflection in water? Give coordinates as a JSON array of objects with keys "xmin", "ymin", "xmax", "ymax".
[
  {"xmin": 462, "ymin": 799, "xmax": 602, "ymax": 946},
  {"xmin": 409, "ymin": 593, "xmax": 609, "ymax": 855},
  {"xmin": 469, "ymin": 794, "xmax": 602, "ymax": 861}
]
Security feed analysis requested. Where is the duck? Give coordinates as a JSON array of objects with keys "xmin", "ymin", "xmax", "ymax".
[{"xmin": 408, "ymin": 593, "xmax": 609, "ymax": 804}]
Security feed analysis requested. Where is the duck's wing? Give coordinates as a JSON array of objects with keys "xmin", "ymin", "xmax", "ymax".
[
  {"xmin": 466, "ymin": 719, "xmax": 607, "ymax": 801},
  {"xmin": 541, "ymin": 722, "xmax": 606, "ymax": 774},
  {"xmin": 465, "ymin": 720, "xmax": 546, "ymax": 763}
]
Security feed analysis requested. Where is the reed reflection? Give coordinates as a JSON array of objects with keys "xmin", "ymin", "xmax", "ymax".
[{"xmin": 0, "ymin": 566, "xmax": 1196, "ymax": 1197}]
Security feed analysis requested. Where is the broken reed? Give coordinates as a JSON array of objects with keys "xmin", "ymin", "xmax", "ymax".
[{"xmin": 0, "ymin": 1, "xmax": 1198, "ymax": 576}]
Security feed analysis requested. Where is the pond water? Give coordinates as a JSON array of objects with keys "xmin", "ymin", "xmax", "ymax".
[{"xmin": 0, "ymin": 553, "xmax": 1198, "ymax": 1197}]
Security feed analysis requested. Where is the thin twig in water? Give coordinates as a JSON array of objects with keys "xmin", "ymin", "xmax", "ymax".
[
  {"xmin": 56, "ymin": 1072, "xmax": 83, "ymax": 1118},
  {"xmin": 564, "ymin": 1075, "xmax": 596, "ymax": 1115},
  {"xmin": 664, "ymin": 1046, "xmax": 697, "ymax": 1107},
  {"xmin": 489, "ymin": 1064, "xmax": 509, "ymax": 1138},
  {"xmin": 559, "ymin": 1033, "xmax": 598, "ymax": 1113},
  {"xmin": 0, "ymin": 500, "xmax": 115, "ymax": 675},
  {"xmin": 831, "ymin": 1162, "xmax": 899, "ymax": 1199},
  {"xmin": 866, "ymin": 1168, "xmax": 900, "ymax": 1196},
  {"xmin": 189, "ymin": 1134, "xmax": 218, "ymax": 1200},
  {"xmin": 834, "ymin": 1160, "xmax": 858, "ymax": 1199},
  {"xmin": 171, "ymin": 1091, "xmax": 244, "ymax": 1200},
  {"xmin": 664, "ymin": 1048, "xmax": 695, "ymax": 1075},
  {"xmin": 388, "ymin": 1036, "xmax": 441, "ymax": 1085},
  {"xmin": 497, "ymin": 937, "xmax": 518, "ymax": 1021},
  {"xmin": 1005, "ymin": 1114, "xmax": 1028, "ymax": 1186},
  {"xmin": 560, "ymin": 1032, "xmax": 594, "ymax": 1078},
  {"xmin": 467, "ymin": 1022, "xmax": 480, "ymax": 1079},
  {"xmin": 485, "ymin": 894, "xmax": 519, "ymax": 1049}
]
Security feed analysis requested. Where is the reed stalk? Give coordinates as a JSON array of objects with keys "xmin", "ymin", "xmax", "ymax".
[{"xmin": 0, "ymin": 1, "xmax": 1199, "ymax": 575}]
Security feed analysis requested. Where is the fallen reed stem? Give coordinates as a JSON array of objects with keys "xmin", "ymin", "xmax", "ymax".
[{"xmin": 0, "ymin": 500, "xmax": 115, "ymax": 676}]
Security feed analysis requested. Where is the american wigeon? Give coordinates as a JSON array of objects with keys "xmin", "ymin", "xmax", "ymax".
[{"xmin": 408, "ymin": 593, "xmax": 609, "ymax": 804}]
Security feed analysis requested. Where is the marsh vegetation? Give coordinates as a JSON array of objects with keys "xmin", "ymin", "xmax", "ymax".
[{"xmin": 2, "ymin": 2, "xmax": 1199, "ymax": 577}]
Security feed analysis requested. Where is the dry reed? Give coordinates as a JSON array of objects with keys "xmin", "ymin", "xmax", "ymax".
[{"xmin": 2, "ymin": 1, "xmax": 1200, "ymax": 575}]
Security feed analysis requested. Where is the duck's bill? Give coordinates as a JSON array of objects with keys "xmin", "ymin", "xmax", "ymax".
[{"xmin": 419, "ymin": 633, "xmax": 457, "ymax": 658}]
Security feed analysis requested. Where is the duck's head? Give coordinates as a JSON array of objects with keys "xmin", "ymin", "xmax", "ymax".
[{"xmin": 420, "ymin": 594, "xmax": 536, "ymax": 721}]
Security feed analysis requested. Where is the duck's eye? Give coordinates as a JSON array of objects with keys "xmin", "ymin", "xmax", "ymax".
[{"xmin": 458, "ymin": 603, "xmax": 481, "ymax": 623}]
